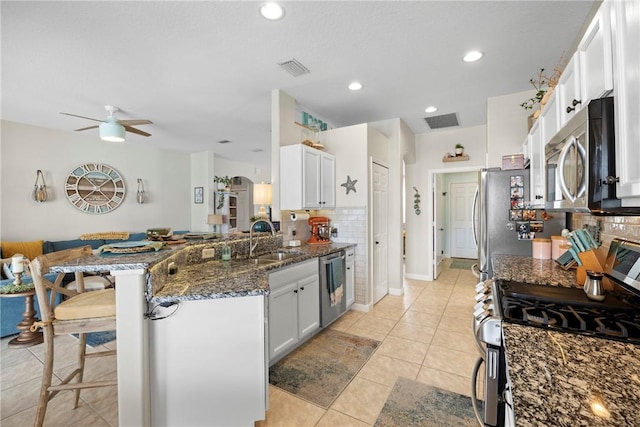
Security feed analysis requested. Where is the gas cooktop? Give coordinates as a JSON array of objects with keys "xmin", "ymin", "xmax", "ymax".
[{"xmin": 496, "ymin": 280, "xmax": 640, "ymax": 345}]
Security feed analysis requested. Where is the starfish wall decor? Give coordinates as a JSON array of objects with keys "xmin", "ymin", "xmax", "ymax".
[{"xmin": 341, "ymin": 176, "xmax": 358, "ymax": 194}]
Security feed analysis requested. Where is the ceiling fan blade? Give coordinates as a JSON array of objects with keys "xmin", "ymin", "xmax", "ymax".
[
  {"xmin": 124, "ymin": 125, "xmax": 151, "ymax": 137},
  {"xmin": 60, "ymin": 112, "xmax": 103, "ymax": 122},
  {"xmin": 118, "ymin": 119, "xmax": 153, "ymax": 126},
  {"xmin": 74, "ymin": 125, "xmax": 99, "ymax": 131}
]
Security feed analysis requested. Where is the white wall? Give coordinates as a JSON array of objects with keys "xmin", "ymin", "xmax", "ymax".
[
  {"xmin": 190, "ymin": 151, "xmax": 215, "ymax": 232},
  {"xmin": 323, "ymin": 124, "xmax": 368, "ymax": 208},
  {"xmin": 1, "ymin": 120, "xmax": 191, "ymax": 241},
  {"xmin": 486, "ymin": 89, "xmax": 535, "ymax": 168},
  {"xmin": 405, "ymin": 125, "xmax": 486, "ymax": 280}
]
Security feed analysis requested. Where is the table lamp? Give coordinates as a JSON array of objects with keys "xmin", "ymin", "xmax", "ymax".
[
  {"xmin": 253, "ymin": 183, "xmax": 272, "ymax": 218},
  {"xmin": 207, "ymin": 214, "xmax": 224, "ymax": 234}
]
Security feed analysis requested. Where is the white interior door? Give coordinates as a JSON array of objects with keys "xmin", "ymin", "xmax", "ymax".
[
  {"xmin": 372, "ymin": 162, "xmax": 389, "ymax": 304},
  {"xmin": 433, "ymin": 174, "xmax": 445, "ymax": 279},
  {"xmin": 450, "ymin": 182, "xmax": 477, "ymax": 259}
]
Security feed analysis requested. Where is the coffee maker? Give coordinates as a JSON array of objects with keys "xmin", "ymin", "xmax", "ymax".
[{"xmin": 307, "ymin": 216, "xmax": 333, "ymax": 245}]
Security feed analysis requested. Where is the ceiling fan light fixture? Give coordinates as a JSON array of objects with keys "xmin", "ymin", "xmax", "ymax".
[{"xmin": 99, "ymin": 119, "xmax": 125, "ymax": 143}]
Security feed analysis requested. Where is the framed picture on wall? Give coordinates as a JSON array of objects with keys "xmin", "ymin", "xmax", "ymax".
[{"xmin": 194, "ymin": 187, "xmax": 204, "ymax": 204}]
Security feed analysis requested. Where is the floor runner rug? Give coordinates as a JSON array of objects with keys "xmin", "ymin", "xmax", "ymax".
[
  {"xmin": 71, "ymin": 331, "xmax": 116, "ymax": 347},
  {"xmin": 374, "ymin": 377, "xmax": 478, "ymax": 427},
  {"xmin": 269, "ymin": 329, "xmax": 380, "ymax": 408},
  {"xmin": 449, "ymin": 258, "xmax": 477, "ymax": 270}
]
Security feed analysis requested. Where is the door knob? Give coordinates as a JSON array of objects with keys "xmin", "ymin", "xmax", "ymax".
[{"xmin": 375, "ymin": 241, "xmax": 379, "ymax": 244}]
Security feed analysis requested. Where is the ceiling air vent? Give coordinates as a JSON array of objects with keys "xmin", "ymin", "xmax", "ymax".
[
  {"xmin": 217, "ymin": 139, "xmax": 232, "ymax": 144},
  {"xmin": 279, "ymin": 58, "xmax": 310, "ymax": 77},
  {"xmin": 424, "ymin": 113, "xmax": 460, "ymax": 129}
]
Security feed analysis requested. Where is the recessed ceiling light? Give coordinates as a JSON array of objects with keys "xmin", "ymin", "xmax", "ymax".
[
  {"xmin": 425, "ymin": 106, "xmax": 438, "ymax": 113},
  {"xmin": 259, "ymin": 2, "xmax": 285, "ymax": 20},
  {"xmin": 463, "ymin": 51, "xmax": 483, "ymax": 63},
  {"xmin": 348, "ymin": 82, "xmax": 363, "ymax": 91}
]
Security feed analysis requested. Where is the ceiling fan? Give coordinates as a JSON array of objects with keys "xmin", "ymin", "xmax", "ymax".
[{"xmin": 60, "ymin": 105, "xmax": 153, "ymax": 142}]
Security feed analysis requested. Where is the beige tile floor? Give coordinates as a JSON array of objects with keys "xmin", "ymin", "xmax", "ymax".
[{"xmin": 0, "ymin": 259, "xmax": 480, "ymax": 426}]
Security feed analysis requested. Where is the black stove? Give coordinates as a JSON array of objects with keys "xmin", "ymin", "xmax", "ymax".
[{"xmin": 497, "ymin": 280, "xmax": 640, "ymax": 345}]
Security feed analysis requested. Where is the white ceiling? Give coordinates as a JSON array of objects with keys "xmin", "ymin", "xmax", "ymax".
[{"xmin": 1, "ymin": 1, "xmax": 597, "ymax": 169}]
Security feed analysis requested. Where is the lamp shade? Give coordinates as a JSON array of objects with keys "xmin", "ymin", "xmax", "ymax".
[
  {"xmin": 207, "ymin": 214, "xmax": 224, "ymax": 225},
  {"xmin": 99, "ymin": 118, "xmax": 125, "ymax": 143},
  {"xmin": 253, "ymin": 183, "xmax": 272, "ymax": 205}
]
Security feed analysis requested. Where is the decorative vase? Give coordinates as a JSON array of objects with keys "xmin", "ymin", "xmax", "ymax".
[{"xmin": 455, "ymin": 147, "xmax": 463, "ymax": 156}]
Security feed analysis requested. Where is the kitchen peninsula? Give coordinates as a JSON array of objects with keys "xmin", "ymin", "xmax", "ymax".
[
  {"xmin": 49, "ymin": 235, "xmax": 355, "ymax": 426},
  {"xmin": 492, "ymin": 254, "xmax": 640, "ymax": 426}
]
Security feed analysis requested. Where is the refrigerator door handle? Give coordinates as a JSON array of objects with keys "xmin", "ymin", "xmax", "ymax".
[{"xmin": 472, "ymin": 185, "xmax": 479, "ymax": 249}]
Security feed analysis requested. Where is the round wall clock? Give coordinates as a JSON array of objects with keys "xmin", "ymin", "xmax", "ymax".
[{"xmin": 65, "ymin": 163, "xmax": 126, "ymax": 214}]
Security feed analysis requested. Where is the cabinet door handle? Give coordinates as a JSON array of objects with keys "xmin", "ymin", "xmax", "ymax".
[
  {"xmin": 293, "ymin": 289, "xmax": 298, "ymax": 293},
  {"xmin": 346, "ymin": 267, "xmax": 351, "ymax": 270},
  {"xmin": 566, "ymin": 98, "xmax": 582, "ymax": 113},
  {"xmin": 300, "ymin": 287, "xmax": 305, "ymax": 291}
]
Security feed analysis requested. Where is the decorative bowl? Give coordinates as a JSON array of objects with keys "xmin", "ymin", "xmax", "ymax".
[{"xmin": 146, "ymin": 228, "xmax": 173, "ymax": 241}]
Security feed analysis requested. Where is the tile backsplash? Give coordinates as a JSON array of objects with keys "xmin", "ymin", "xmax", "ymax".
[
  {"xmin": 279, "ymin": 207, "xmax": 369, "ymax": 305},
  {"xmin": 571, "ymin": 213, "xmax": 640, "ymax": 250}
]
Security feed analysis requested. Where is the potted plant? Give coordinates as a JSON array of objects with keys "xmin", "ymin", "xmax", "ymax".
[
  {"xmin": 455, "ymin": 144, "xmax": 464, "ymax": 156},
  {"xmin": 214, "ymin": 175, "xmax": 231, "ymax": 191}
]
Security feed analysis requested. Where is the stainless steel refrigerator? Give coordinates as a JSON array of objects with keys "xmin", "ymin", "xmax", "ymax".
[{"xmin": 473, "ymin": 168, "xmax": 566, "ymax": 281}]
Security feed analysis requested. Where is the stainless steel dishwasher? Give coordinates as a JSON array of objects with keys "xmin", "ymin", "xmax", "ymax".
[{"xmin": 319, "ymin": 251, "xmax": 346, "ymax": 327}]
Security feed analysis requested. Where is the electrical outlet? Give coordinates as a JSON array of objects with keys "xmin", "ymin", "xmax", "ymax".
[
  {"xmin": 202, "ymin": 248, "xmax": 215, "ymax": 259},
  {"xmin": 168, "ymin": 262, "xmax": 178, "ymax": 275}
]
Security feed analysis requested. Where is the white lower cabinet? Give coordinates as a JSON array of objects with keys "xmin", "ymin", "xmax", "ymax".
[
  {"xmin": 150, "ymin": 295, "xmax": 267, "ymax": 426},
  {"xmin": 268, "ymin": 258, "xmax": 320, "ymax": 364},
  {"xmin": 345, "ymin": 248, "xmax": 355, "ymax": 307}
]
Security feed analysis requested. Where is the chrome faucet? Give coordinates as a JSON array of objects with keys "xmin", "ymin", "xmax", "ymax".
[{"xmin": 249, "ymin": 218, "xmax": 276, "ymax": 258}]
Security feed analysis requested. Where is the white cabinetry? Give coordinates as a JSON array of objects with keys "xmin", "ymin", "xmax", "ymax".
[
  {"xmin": 541, "ymin": 90, "xmax": 560, "ymax": 145},
  {"xmin": 268, "ymin": 259, "xmax": 320, "ymax": 364},
  {"xmin": 150, "ymin": 295, "xmax": 267, "ymax": 426},
  {"xmin": 528, "ymin": 120, "xmax": 545, "ymax": 207},
  {"xmin": 280, "ymin": 144, "xmax": 335, "ymax": 210},
  {"xmin": 345, "ymin": 248, "xmax": 355, "ymax": 307},
  {"xmin": 612, "ymin": 0, "xmax": 640, "ymax": 204},
  {"xmin": 558, "ymin": 2, "xmax": 613, "ymax": 127},
  {"xmin": 557, "ymin": 54, "xmax": 583, "ymax": 127}
]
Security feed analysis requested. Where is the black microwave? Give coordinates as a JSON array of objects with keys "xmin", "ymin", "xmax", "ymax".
[{"xmin": 545, "ymin": 97, "xmax": 638, "ymax": 215}]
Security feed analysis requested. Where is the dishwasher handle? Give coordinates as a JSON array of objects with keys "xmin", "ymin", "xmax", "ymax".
[{"xmin": 320, "ymin": 253, "xmax": 345, "ymax": 265}]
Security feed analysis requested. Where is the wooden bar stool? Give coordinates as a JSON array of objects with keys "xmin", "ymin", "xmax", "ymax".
[{"xmin": 29, "ymin": 246, "xmax": 117, "ymax": 427}]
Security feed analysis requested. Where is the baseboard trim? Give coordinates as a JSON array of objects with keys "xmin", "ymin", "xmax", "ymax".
[
  {"xmin": 404, "ymin": 273, "xmax": 431, "ymax": 281},
  {"xmin": 388, "ymin": 288, "xmax": 404, "ymax": 296},
  {"xmin": 350, "ymin": 303, "xmax": 371, "ymax": 312}
]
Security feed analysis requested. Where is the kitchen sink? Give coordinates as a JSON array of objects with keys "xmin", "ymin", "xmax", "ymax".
[
  {"xmin": 249, "ymin": 258, "xmax": 280, "ymax": 265},
  {"xmin": 257, "ymin": 251, "xmax": 303, "ymax": 261}
]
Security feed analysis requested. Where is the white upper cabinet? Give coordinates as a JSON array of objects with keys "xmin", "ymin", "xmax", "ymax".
[
  {"xmin": 558, "ymin": 2, "xmax": 614, "ymax": 127},
  {"xmin": 557, "ymin": 54, "xmax": 583, "ymax": 127},
  {"xmin": 578, "ymin": 1, "xmax": 614, "ymax": 104},
  {"xmin": 541, "ymin": 89, "xmax": 560, "ymax": 145},
  {"xmin": 280, "ymin": 144, "xmax": 336, "ymax": 210},
  {"xmin": 528, "ymin": 119, "xmax": 545, "ymax": 207},
  {"xmin": 611, "ymin": 0, "xmax": 640, "ymax": 203}
]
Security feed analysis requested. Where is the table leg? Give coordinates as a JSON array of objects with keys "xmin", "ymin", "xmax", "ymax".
[{"xmin": 8, "ymin": 293, "xmax": 44, "ymax": 348}]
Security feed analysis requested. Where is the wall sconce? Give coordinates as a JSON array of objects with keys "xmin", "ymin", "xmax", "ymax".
[
  {"xmin": 32, "ymin": 170, "xmax": 48, "ymax": 203},
  {"xmin": 136, "ymin": 178, "xmax": 145, "ymax": 204},
  {"xmin": 207, "ymin": 214, "xmax": 224, "ymax": 234},
  {"xmin": 253, "ymin": 183, "xmax": 272, "ymax": 218}
]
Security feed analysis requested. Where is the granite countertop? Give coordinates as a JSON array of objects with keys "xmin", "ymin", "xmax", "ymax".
[
  {"xmin": 493, "ymin": 254, "xmax": 640, "ymax": 426},
  {"xmin": 503, "ymin": 323, "xmax": 640, "ymax": 427},
  {"xmin": 492, "ymin": 254, "xmax": 578, "ymax": 287},
  {"xmin": 49, "ymin": 238, "xmax": 355, "ymax": 303},
  {"xmin": 152, "ymin": 242, "xmax": 355, "ymax": 303}
]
